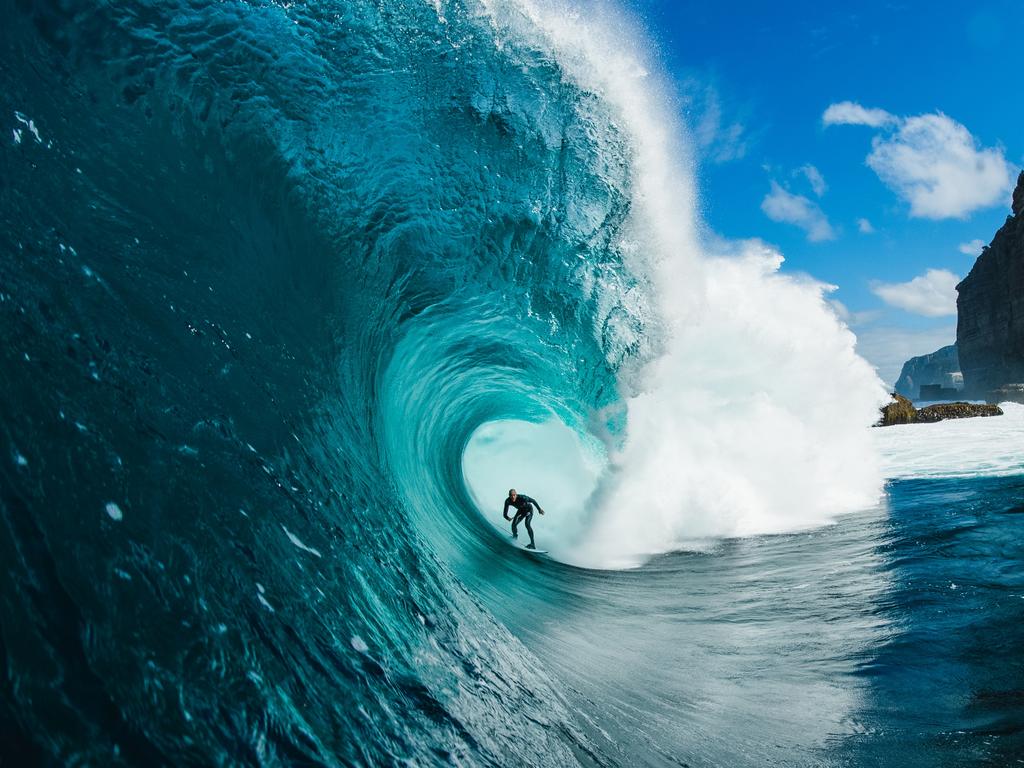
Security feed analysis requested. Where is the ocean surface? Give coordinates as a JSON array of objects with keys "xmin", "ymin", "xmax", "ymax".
[{"xmin": 2, "ymin": 1, "xmax": 1022, "ymax": 765}]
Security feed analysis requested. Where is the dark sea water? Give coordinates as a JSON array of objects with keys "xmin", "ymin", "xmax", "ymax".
[{"xmin": 2, "ymin": 1, "xmax": 1022, "ymax": 765}]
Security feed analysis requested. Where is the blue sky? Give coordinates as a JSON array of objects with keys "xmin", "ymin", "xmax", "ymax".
[{"xmin": 629, "ymin": 0, "xmax": 1023, "ymax": 384}]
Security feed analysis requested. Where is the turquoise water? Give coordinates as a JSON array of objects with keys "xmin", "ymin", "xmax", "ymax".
[{"xmin": 2, "ymin": 1, "xmax": 1022, "ymax": 765}]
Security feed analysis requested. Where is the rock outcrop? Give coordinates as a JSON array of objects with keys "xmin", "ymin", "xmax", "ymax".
[
  {"xmin": 875, "ymin": 393, "xmax": 1002, "ymax": 427},
  {"xmin": 956, "ymin": 170, "xmax": 1024, "ymax": 401},
  {"xmin": 915, "ymin": 402, "xmax": 1003, "ymax": 423},
  {"xmin": 893, "ymin": 344, "xmax": 961, "ymax": 399},
  {"xmin": 877, "ymin": 393, "xmax": 916, "ymax": 426}
]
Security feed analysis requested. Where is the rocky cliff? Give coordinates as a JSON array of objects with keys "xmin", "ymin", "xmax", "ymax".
[
  {"xmin": 893, "ymin": 344, "xmax": 961, "ymax": 399},
  {"xmin": 955, "ymin": 170, "xmax": 1024, "ymax": 401}
]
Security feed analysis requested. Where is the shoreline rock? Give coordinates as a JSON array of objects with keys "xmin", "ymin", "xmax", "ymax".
[
  {"xmin": 915, "ymin": 402, "xmax": 1004, "ymax": 423},
  {"xmin": 875, "ymin": 393, "xmax": 1003, "ymax": 427},
  {"xmin": 876, "ymin": 393, "xmax": 916, "ymax": 426}
]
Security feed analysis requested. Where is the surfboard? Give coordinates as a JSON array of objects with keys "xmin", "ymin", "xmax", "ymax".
[{"xmin": 520, "ymin": 547, "xmax": 548, "ymax": 555}]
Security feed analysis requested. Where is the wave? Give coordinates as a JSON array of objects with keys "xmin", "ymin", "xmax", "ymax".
[{"xmin": 2, "ymin": 0, "xmax": 896, "ymax": 763}]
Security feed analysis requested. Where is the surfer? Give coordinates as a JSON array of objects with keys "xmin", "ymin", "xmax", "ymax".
[{"xmin": 502, "ymin": 489, "xmax": 545, "ymax": 549}]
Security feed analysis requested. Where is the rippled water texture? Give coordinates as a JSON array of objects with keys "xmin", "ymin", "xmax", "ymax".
[{"xmin": 2, "ymin": 1, "xmax": 1022, "ymax": 765}]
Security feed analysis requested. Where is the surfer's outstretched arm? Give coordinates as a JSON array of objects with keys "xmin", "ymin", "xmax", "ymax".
[{"xmin": 502, "ymin": 498, "xmax": 513, "ymax": 520}]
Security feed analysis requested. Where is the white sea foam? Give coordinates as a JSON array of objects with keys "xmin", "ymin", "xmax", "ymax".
[
  {"xmin": 874, "ymin": 402, "xmax": 1024, "ymax": 479},
  {"xmin": 281, "ymin": 525, "xmax": 323, "ymax": 558},
  {"xmin": 473, "ymin": 1, "xmax": 889, "ymax": 568},
  {"xmin": 14, "ymin": 111, "xmax": 41, "ymax": 143}
]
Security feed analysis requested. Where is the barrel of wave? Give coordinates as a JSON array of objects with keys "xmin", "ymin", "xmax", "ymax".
[{"xmin": 463, "ymin": 416, "xmax": 608, "ymax": 563}]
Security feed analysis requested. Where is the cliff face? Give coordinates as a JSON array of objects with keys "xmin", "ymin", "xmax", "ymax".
[
  {"xmin": 894, "ymin": 344, "xmax": 960, "ymax": 399},
  {"xmin": 955, "ymin": 170, "xmax": 1024, "ymax": 400}
]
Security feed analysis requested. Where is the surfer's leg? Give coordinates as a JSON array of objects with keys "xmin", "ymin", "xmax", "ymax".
[
  {"xmin": 511, "ymin": 510, "xmax": 523, "ymax": 538},
  {"xmin": 524, "ymin": 510, "xmax": 535, "ymax": 548}
]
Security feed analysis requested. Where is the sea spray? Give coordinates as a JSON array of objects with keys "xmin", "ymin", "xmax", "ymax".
[{"xmin": 581, "ymin": 244, "xmax": 889, "ymax": 566}]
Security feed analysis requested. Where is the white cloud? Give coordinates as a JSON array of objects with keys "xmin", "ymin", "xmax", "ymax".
[
  {"xmin": 871, "ymin": 268, "xmax": 961, "ymax": 317},
  {"xmin": 689, "ymin": 84, "xmax": 748, "ymax": 164},
  {"xmin": 822, "ymin": 101, "xmax": 898, "ymax": 128},
  {"xmin": 824, "ymin": 103, "xmax": 1014, "ymax": 220},
  {"xmin": 799, "ymin": 164, "xmax": 827, "ymax": 196},
  {"xmin": 853, "ymin": 324, "xmax": 957, "ymax": 387},
  {"xmin": 857, "ymin": 218, "xmax": 875, "ymax": 233},
  {"xmin": 867, "ymin": 114, "xmax": 1013, "ymax": 219},
  {"xmin": 958, "ymin": 238, "xmax": 986, "ymax": 255},
  {"xmin": 761, "ymin": 181, "xmax": 836, "ymax": 241}
]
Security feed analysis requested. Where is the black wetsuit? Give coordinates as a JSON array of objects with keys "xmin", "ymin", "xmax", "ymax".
[{"xmin": 503, "ymin": 494, "xmax": 542, "ymax": 547}]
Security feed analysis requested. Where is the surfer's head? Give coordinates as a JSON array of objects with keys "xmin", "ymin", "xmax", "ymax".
[{"xmin": 508, "ymin": 488, "xmax": 517, "ymax": 500}]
